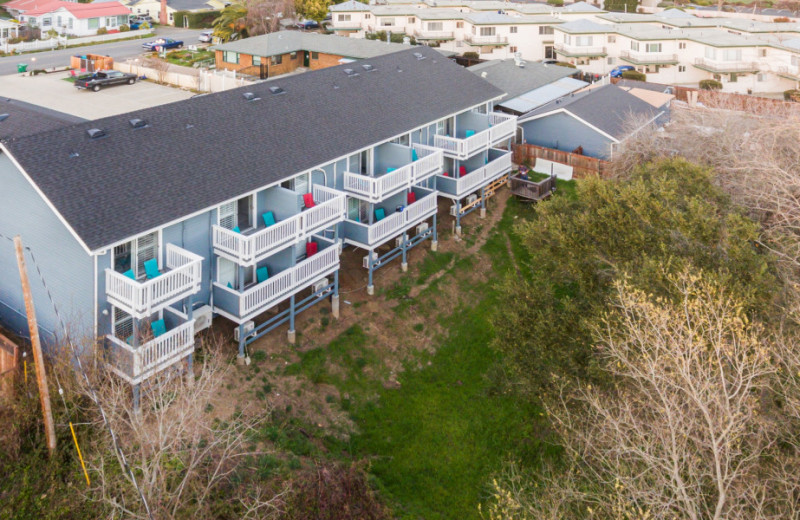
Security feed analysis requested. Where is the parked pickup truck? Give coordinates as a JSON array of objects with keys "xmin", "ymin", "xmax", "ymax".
[
  {"xmin": 74, "ymin": 70, "xmax": 138, "ymax": 92},
  {"xmin": 141, "ymin": 38, "xmax": 183, "ymax": 51}
]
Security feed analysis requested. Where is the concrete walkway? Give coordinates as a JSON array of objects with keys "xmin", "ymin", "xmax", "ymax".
[{"xmin": 0, "ymin": 71, "xmax": 194, "ymax": 120}]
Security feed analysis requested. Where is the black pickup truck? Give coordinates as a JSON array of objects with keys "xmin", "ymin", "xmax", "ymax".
[{"xmin": 74, "ymin": 70, "xmax": 138, "ymax": 92}]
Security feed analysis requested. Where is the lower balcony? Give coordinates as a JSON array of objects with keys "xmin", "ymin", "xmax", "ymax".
[
  {"xmin": 433, "ymin": 112, "xmax": 517, "ymax": 160},
  {"xmin": 777, "ymin": 65, "xmax": 800, "ymax": 81},
  {"xmin": 465, "ymin": 34, "xmax": 508, "ymax": 46},
  {"xmin": 436, "ymin": 148, "xmax": 512, "ymax": 199},
  {"xmin": 693, "ymin": 57, "xmax": 760, "ymax": 74},
  {"xmin": 414, "ymin": 29, "xmax": 454, "ymax": 40},
  {"xmin": 106, "ymin": 308, "xmax": 194, "ymax": 385},
  {"xmin": 554, "ymin": 43, "xmax": 607, "ymax": 58},
  {"xmin": 212, "ymin": 237, "xmax": 339, "ymax": 323},
  {"xmin": 342, "ymin": 187, "xmax": 438, "ymax": 248},
  {"xmin": 619, "ymin": 50, "xmax": 679, "ymax": 65}
]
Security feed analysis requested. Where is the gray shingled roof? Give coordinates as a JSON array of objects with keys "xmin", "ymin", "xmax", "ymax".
[
  {"xmin": 0, "ymin": 98, "xmax": 84, "ymax": 141},
  {"xmin": 3, "ymin": 47, "xmax": 503, "ymax": 252},
  {"xmin": 213, "ymin": 31, "xmax": 412, "ymax": 59},
  {"xmin": 518, "ymin": 84, "xmax": 660, "ymax": 141},
  {"xmin": 468, "ymin": 59, "xmax": 577, "ymax": 100},
  {"xmin": 329, "ymin": 0, "xmax": 371, "ymax": 12}
]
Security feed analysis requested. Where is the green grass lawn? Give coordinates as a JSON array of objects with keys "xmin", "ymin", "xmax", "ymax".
[{"xmin": 165, "ymin": 49, "xmax": 215, "ymax": 67}]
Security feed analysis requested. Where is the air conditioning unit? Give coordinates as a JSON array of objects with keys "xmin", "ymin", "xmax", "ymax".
[
  {"xmin": 313, "ymin": 277, "xmax": 330, "ymax": 295},
  {"xmin": 193, "ymin": 305, "xmax": 213, "ymax": 333},
  {"xmin": 395, "ymin": 236, "xmax": 405, "ymax": 248},
  {"xmin": 363, "ymin": 255, "xmax": 381, "ymax": 269},
  {"xmin": 416, "ymin": 222, "xmax": 429, "ymax": 235},
  {"xmin": 233, "ymin": 320, "xmax": 255, "ymax": 342},
  {"xmin": 467, "ymin": 194, "xmax": 478, "ymax": 205}
]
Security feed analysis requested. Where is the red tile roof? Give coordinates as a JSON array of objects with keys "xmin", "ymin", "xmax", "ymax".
[{"xmin": 20, "ymin": 0, "xmax": 130, "ymax": 17}]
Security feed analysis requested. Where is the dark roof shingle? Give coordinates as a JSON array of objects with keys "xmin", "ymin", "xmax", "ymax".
[{"xmin": 0, "ymin": 98, "xmax": 84, "ymax": 141}]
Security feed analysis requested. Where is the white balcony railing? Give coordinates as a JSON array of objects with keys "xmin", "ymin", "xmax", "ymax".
[
  {"xmin": 105, "ymin": 244, "xmax": 203, "ymax": 319},
  {"xmin": 619, "ymin": 49, "xmax": 679, "ymax": 64},
  {"xmin": 213, "ymin": 185, "xmax": 345, "ymax": 266},
  {"xmin": 694, "ymin": 57, "xmax": 761, "ymax": 73},
  {"xmin": 106, "ymin": 318, "xmax": 195, "ymax": 385},
  {"xmin": 465, "ymin": 33, "xmax": 508, "ymax": 45},
  {"xmin": 437, "ymin": 150, "xmax": 513, "ymax": 198},
  {"xmin": 554, "ymin": 42, "xmax": 607, "ymax": 57},
  {"xmin": 343, "ymin": 144, "xmax": 442, "ymax": 202},
  {"xmin": 346, "ymin": 190, "xmax": 438, "ymax": 247},
  {"xmin": 213, "ymin": 244, "xmax": 340, "ymax": 322},
  {"xmin": 433, "ymin": 112, "xmax": 517, "ymax": 160},
  {"xmin": 414, "ymin": 29, "xmax": 454, "ymax": 40},
  {"xmin": 778, "ymin": 65, "xmax": 800, "ymax": 79}
]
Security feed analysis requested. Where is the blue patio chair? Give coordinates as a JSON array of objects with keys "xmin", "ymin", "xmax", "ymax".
[
  {"xmin": 233, "ymin": 226, "xmax": 240, "ymax": 233},
  {"xmin": 143, "ymin": 258, "xmax": 161, "ymax": 279},
  {"xmin": 262, "ymin": 211, "xmax": 276, "ymax": 227},
  {"xmin": 227, "ymin": 282, "xmax": 233, "ymax": 289},
  {"xmin": 387, "ymin": 167, "xmax": 397, "ymax": 173},
  {"xmin": 411, "ymin": 148, "xmax": 418, "ymax": 161},
  {"xmin": 123, "ymin": 269, "xmax": 135, "ymax": 279},
  {"xmin": 256, "ymin": 266, "xmax": 269, "ymax": 283},
  {"xmin": 151, "ymin": 319, "xmax": 166, "ymax": 338},
  {"xmin": 465, "ymin": 129, "xmax": 476, "ymax": 138},
  {"xmin": 374, "ymin": 207, "xmax": 386, "ymax": 221}
]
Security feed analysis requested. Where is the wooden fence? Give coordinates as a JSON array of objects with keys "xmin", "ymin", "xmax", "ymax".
[
  {"xmin": 672, "ymin": 86, "xmax": 800, "ymax": 116},
  {"xmin": 512, "ymin": 143, "xmax": 611, "ymax": 179},
  {"xmin": 0, "ymin": 332, "xmax": 18, "ymax": 399}
]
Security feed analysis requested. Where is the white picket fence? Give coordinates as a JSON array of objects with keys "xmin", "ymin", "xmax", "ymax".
[
  {"xmin": 3, "ymin": 29, "xmax": 151, "ymax": 54},
  {"xmin": 116, "ymin": 61, "xmax": 254, "ymax": 93}
]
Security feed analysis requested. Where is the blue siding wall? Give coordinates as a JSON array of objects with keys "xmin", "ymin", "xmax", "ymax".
[
  {"xmin": 520, "ymin": 113, "xmax": 614, "ymax": 159},
  {"xmin": 0, "ymin": 155, "xmax": 93, "ymax": 346},
  {"xmin": 374, "ymin": 143, "xmax": 412, "ymax": 173}
]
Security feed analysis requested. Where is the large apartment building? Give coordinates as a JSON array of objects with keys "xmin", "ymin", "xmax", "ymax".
[
  {"xmin": 330, "ymin": 0, "xmax": 800, "ymax": 94},
  {"xmin": 0, "ymin": 47, "xmax": 513, "ymax": 398}
]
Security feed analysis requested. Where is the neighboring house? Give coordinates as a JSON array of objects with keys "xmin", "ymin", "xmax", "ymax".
[
  {"xmin": 212, "ymin": 32, "xmax": 415, "ymax": 78},
  {"xmin": 0, "ymin": 19, "xmax": 21, "ymax": 42},
  {"xmin": 0, "ymin": 47, "xmax": 509, "ymax": 397},
  {"xmin": 468, "ymin": 57, "xmax": 587, "ymax": 114},
  {"xmin": 517, "ymin": 83, "xmax": 670, "ymax": 159},
  {"xmin": 12, "ymin": 1, "xmax": 131, "ymax": 36},
  {"xmin": 127, "ymin": 0, "xmax": 220, "ymax": 26}
]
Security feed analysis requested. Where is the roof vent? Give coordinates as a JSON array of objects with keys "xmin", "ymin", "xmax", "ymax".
[
  {"xmin": 362, "ymin": 63, "xmax": 375, "ymax": 72},
  {"xmin": 344, "ymin": 68, "xmax": 359, "ymax": 77},
  {"xmin": 242, "ymin": 92, "xmax": 260, "ymax": 101},
  {"xmin": 69, "ymin": 151, "xmax": 80, "ymax": 158},
  {"xmin": 269, "ymin": 86, "xmax": 285, "ymax": 95},
  {"xmin": 413, "ymin": 52, "xmax": 426, "ymax": 60},
  {"xmin": 129, "ymin": 118, "xmax": 147, "ymax": 129},
  {"xmin": 333, "ymin": 82, "xmax": 340, "ymax": 89},
  {"xmin": 86, "ymin": 128, "xmax": 106, "ymax": 139},
  {"xmin": 0, "ymin": 114, "xmax": 9, "ymax": 122},
  {"xmin": 397, "ymin": 65, "xmax": 403, "ymax": 73}
]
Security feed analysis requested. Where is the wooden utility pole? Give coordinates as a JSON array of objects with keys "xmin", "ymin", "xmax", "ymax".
[{"xmin": 14, "ymin": 236, "xmax": 56, "ymax": 456}]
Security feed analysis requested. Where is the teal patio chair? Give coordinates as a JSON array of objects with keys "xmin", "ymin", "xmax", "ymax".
[
  {"xmin": 257, "ymin": 266, "xmax": 269, "ymax": 283},
  {"xmin": 143, "ymin": 258, "xmax": 161, "ymax": 279},
  {"xmin": 374, "ymin": 207, "xmax": 386, "ymax": 221},
  {"xmin": 262, "ymin": 211, "xmax": 276, "ymax": 227},
  {"xmin": 151, "ymin": 319, "xmax": 166, "ymax": 338}
]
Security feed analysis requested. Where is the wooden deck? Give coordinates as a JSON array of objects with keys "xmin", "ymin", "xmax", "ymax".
[{"xmin": 510, "ymin": 173, "xmax": 556, "ymax": 202}]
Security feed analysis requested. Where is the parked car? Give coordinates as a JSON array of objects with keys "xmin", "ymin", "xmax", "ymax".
[
  {"xmin": 296, "ymin": 19, "xmax": 319, "ymax": 30},
  {"xmin": 142, "ymin": 38, "xmax": 183, "ymax": 51},
  {"xmin": 609, "ymin": 65, "xmax": 635, "ymax": 78},
  {"xmin": 198, "ymin": 29, "xmax": 214, "ymax": 43},
  {"xmin": 74, "ymin": 70, "xmax": 138, "ymax": 92}
]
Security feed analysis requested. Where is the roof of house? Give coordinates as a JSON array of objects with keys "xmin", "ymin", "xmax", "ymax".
[
  {"xmin": 560, "ymin": 1, "xmax": 604, "ymax": 13},
  {"xmin": 164, "ymin": 0, "xmax": 216, "ymax": 11},
  {"xmin": 329, "ymin": 0, "xmax": 372, "ymax": 11},
  {"xmin": 497, "ymin": 77, "xmax": 588, "ymax": 113},
  {"xmin": 3, "ymin": 0, "xmax": 48, "ymax": 12},
  {"xmin": 213, "ymin": 31, "xmax": 414, "ymax": 59},
  {"xmin": 518, "ymin": 84, "xmax": 661, "ymax": 141},
  {"xmin": 0, "ymin": 98, "xmax": 84, "ymax": 141},
  {"xmin": 468, "ymin": 58, "xmax": 577, "ymax": 100},
  {"xmin": 554, "ymin": 18, "xmax": 612, "ymax": 33},
  {"xmin": 22, "ymin": 0, "xmax": 130, "ymax": 18},
  {"xmin": 2, "ymin": 47, "xmax": 503, "ymax": 252},
  {"xmin": 613, "ymin": 78, "xmax": 672, "ymax": 93}
]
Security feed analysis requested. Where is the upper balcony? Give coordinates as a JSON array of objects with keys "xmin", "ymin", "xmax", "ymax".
[
  {"xmin": 619, "ymin": 49, "xmax": 679, "ymax": 65},
  {"xmin": 777, "ymin": 64, "xmax": 800, "ymax": 81},
  {"xmin": 436, "ymin": 148, "xmax": 512, "ymax": 199},
  {"xmin": 213, "ymin": 185, "xmax": 345, "ymax": 267},
  {"xmin": 554, "ymin": 42, "xmax": 607, "ymax": 58},
  {"xmin": 105, "ymin": 244, "xmax": 203, "ymax": 320},
  {"xmin": 212, "ymin": 237, "xmax": 340, "ymax": 323},
  {"xmin": 414, "ymin": 28, "xmax": 455, "ymax": 40},
  {"xmin": 693, "ymin": 57, "xmax": 760, "ymax": 74},
  {"xmin": 433, "ymin": 112, "xmax": 517, "ymax": 161},
  {"xmin": 342, "ymin": 186, "xmax": 438, "ymax": 248},
  {"xmin": 465, "ymin": 33, "xmax": 509, "ymax": 46},
  {"xmin": 343, "ymin": 144, "xmax": 442, "ymax": 203},
  {"xmin": 106, "ymin": 308, "xmax": 195, "ymax": 385}
]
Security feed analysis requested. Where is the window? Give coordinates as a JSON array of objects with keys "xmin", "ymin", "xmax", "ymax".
[
  {"xmin": 480, "ymin": 26, "xmax": 496, "ymax": 36},
  {"xmin": 290, "ymin": 51, "xmax": 297, "ymax": 59},
  {"xmin": 646, "ymin": 43, "xmax": 662, "ymax": 53},
  {"xmin": 271, "ymin": 54, "xmax": 282, "ymax": 65},
  {"xmin": 760, "ymin": 48, "xmax": 767, "ymax": 57},
  {"xmin": 539, "ymin": 26, "xmax": 553, "ymax": 35},
  {"xmin": 408, "ymin": 17, "xmax": 414, "ymax": 23},
  {"xmin": 68, "ymin": 18, "xmax": 73, "ymax": 29},
  {"xmin": 679, "ymin": 42, "xmax": 686, "ymax": 49},
  {"xmin": 630, "ymin": 41, "xmax": 639, "ymax": 52},
  {"xmin": 365, "ymin": 13, "xmax": 370, "ymax": 19},
  {"xmin": 381, "ymin": 17, "xmax": 395, "ymax": 26},
  {"xmin": 114, "ymin": 231, "xmax": 159, "ymax": 280},
  {"xmin": 792, "ymin": 55, "xmax": 799, "ymax": 67},
  {"xmin": 608, "ymin": 35, "xmax": 615, "ymax": 43},
  {"xmin": 456, "ymin": 21, "xmax": 463, "ymax": 28},
  {"xmin": 338, "ymin": 14, "xmax": 351, "ymax": 22},
  {"xmin": 113, "ymin": 307, "xmax": 133, "ymax": 341},
  {"xmin": 117, "ymin": 15, "xmax": 126, "ymax": 25},
  {"xmin": 705, "ymin": 47, "xmax": 716, "ymax": 60},
  {"xmin": 545, "ymin": 45, "xmax": 555, "ymax": 59},
  {"xmin": 510, "ymin": 26, "xmax": 517, "ymax": 33},
  {"xmin": 391, "ymin": 134, "xmax": 410, "ymax": 146},
  {"xmin": 88, "ymin": 17, "xmax": 99, "ymax": 29},
  {"xmin": 729, "ymin": 73, "xmax": 737, "ymax": 83},
  {"xmin": 428, "ymin": 21, "xmax": 443, "ymax": 31},
  {"xmin": 223, "ymin": 51, "xmax": 239, "ymax": 64},
  {"xmin": 56, "ymin": 16, "xmax": 61, "ymax": 26},
  {"xmin": 678, "ymin": 65, "xmax": 686, "ymax": 72},
  {"xmin": 253, "ymin": 55, "xmax": 261, "ymax": 66},
  {"xmin": 510, "ymin": 46, "xmax": 517, "ymax": 52},
  {"xmin": 607, "ymin": 57, "xmax": 615, "ymax": 65},
  {"xmin": 311, "ymin": 51, "xmax": 319, "ymax": 59},
  {"xmin": 757, "ymin": 73, "xmax": 765, "ymax": 82},
  {"xmin": 575, "ymin": 35, "xmax": 593, "ymax": 46},
  {"xmin": 42, "ymin": 17, "xmax": 51, "ymax": 26},
  {"xmin": 722, "ymin": 48, "xmax": 741, "ymax": 61},
  {"xmin": 169, "ymin": 12, "xmax": 173, "ymax": 21}
]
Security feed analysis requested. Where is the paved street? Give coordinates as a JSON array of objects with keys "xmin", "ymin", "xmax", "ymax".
[{"xmin": 0, "ymin": 26, "xmax": 204, "ymax": 75}]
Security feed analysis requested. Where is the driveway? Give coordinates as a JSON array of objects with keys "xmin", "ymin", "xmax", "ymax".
[{"xmin": 0, "ymin": 71, "xmax": 194, "ymax": 120}]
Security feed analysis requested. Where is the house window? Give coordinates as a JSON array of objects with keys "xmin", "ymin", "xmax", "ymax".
[
  {"xmin": 545, "ymin": 45, "xmax": 555, "ymax": 59},
  {"xmin": 117, "ymin": 15, "xmax": 127, "ymax": 25},
  {"xmin": 729, "ymin": 73, "xmax": 737, "ymax": 82},
  {"xmin": 428, "ymin": 21, "xmax": 443, "ymax": 31},
  {"xmin": 223, "ymin": 51, "xmax": 239, "ymax": 64},
  {"xmin": 271, "ymin": 54, "xmax": 282, "ymax": 65},
  {"xmin": 365, "ymin": 13, "xmax": 370, "ymax": 18},
  {"xmin": 480, "ymin": 26, "xmax": 495, "ymax": 36},
  {"xmin": 722, "ymin": 48, "xmax": 741, "ymax": 61},
  {"xmin": 705, "ymin": 47, "xmax": 717, "ymax": 60},
  {"xmin": 575, "ymin": 35, "xmax": 593, "ymax": 46},
  {"xmin": 510, "ymin": 26, "xmax": 517, "ymax": 33},
  {"xmin": 607, "ymin": 57, "xmax": 614, "ymax": 65},
  {"xmin": 408, "ymin": 17, "xmax": 414, "ymax": 23},
  {"xmin": 630, "ymin": 41, "xmax": 639, "ymax": 52},
  {"xmin": 113, "ymin": 307, "xmax": 133, "ymax": 341},
  {"xmin": 646, "ymin": 43, "xmax": 662, "ymax": 53},
  {"xmin": 88, "ymin": 17, "xmax": 99, "ymax": 29},
  {"xmin": 679, "ymin": 42, "xmax": 686, "ymax": 49},
  {"xmin": 114, "ymin": 231, "xmax": 159, "ymax": 279},
  {"xmin": 311, "ymin": 51, "xmax": 319, "ymax": 59},
  {"xmin": 678, "ymin": 65, "xmax": 685, "ymax": 72},
  {"xmin": 338, "ymin": 14, "xmax": 351, "ymax": 21},
  {"xmin": 42, "ymin": 17, "xmax": 51, "ymax": 27},
  {"xmin": 381, "ymin": 17, "xmax": 395, "ymax": 26},
  {"xmin": 56, "ymin": 16, "xmax": 61, "ymax": 26},
  {"xmin": 538, "ymin": 25, "xmax": 553, "ymax": 35},
  {"xmin": 608, "ymin": 35, "xmax": 615, "ymax": 43},
  {"xmin": 290, "ymin": 51, "xmax": 297, "ymax": 59},
  {"xmin": 169, "ymin": 12, "xmax": 173, "ymax": 21},
  {"xmin": 760, "ymin": 48, "xmax": 767, "ymax": 57},
  {"xmin": 510, "ymin": 46, "xmax": 517, "ymax": 52},
  {"xmin": 253, "ymin": 55, "xmax": 261, "ymax": 66},
  {"xmin": 68, "ymin": 18, "xmax": 73, "ymax": 29},
  {"xmin": 456, "ymin": 21, "xmax": 463, "ymax": 28},
  {"xmin": 757, "ymin": 73, "xmax": 765, "ymax": 81}
]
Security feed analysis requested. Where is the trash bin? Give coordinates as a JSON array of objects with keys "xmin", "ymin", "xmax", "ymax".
[{"xmin": 17, "ymin": 63, "xmax": 27, "ymax": 73}]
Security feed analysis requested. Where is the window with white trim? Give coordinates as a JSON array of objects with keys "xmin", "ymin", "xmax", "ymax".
[
  {"xmin": 539, "ymin": 26, "xmax": 553, "ymax": 35},
  {"xmin": 630, "ymin": 41, "xmax": 639, "ymax": 52},
  {"xmin": 510, "ymin": 46, "xmax": 517, "ymax": 52},
  {"xmin": 480, "ymin": 26, "xmax": 495, "ymax": 36},
  {"xmin": 113, "ymin": 307, "xmax": 133, "ymax": 340},
  {"xmin": 428, "ymin": 21, "xmax": 443, "ymax": 31},
  {"xmin": 575, "ymin": 35, "xmax": 593, "ymax": 46},
  {"xmin": 510, "ymin": 26, "xmax": 517, "ymax": 33},
  {"xmin": 456, "ymin": 21, "xmax": 463, "ymax": 28},
  {"xmin": 608, "ymin": 35, "xmax": 615, "ymax": 43},
  {"xmin": 678, "ymin": 65, "xmax": 686, "ymax": 72},
  {"xmin": 113, "ymin": 231, "xmax": 159, "ymax": 279},
  {"xmin": 338, "ymin": 14, "xmax": 351, "ymax": 21},
  {"xmin": 223, "ymin": 51, "xmax": 239, "ymax": 64},
  {"xmin": 722, "ymin": 48, "xmax": 741, "ymax": 61},
  {"xmin": 705, "ymin": 47, "xmax": 717, "ymax": 60},
  {"xmin": 646, "ymin": 43, "xmax": 662, "ymax": 53},
  {"xmin": 679, "ymin": 42, "xmax": 686, "ymax": 49},
  {"xmin": 380, "ymin": 17, "xmax": 395, "ymax": 26}
]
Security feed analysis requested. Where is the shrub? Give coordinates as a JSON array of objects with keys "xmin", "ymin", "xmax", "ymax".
[
  {"xmin": 96, "ymin": 27, "xmax": 108, "ymax": 35},
  {"xmin": 774, "ymin": 16, "xmax": 790, "ymax": 22},
  {"xmin": 699, "ymin": 79, "xmax": 723, "ymax": 90},
  {"xmin": 462, "ymin": 51, "xmax": 479, "ymax": 59},
  {"xmin": 547, "ymin": 0, "xmax": 564, "ymax": 5},
  {"xmin": 784, "ymin": 89, "xmax": 800, "ymax": 102},
  {"xmin": 119, "ymin": 24, "xmax": 130, "ymax": 32},
  {"xmin": 621, "ymin": 69, "xmax": 646, "ymax": 81},
  {"xmin": 554, "ymin": 61, "xmax": 576, "ymax": 68},
  {"xmin": 173, "ymin": 9, "xmax": 220, "ymax": 28}
]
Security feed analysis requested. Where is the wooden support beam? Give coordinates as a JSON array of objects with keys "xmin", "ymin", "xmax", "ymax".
[{"xmin": 14, "ymin": 236, "xmax": 56, "ymax": 456}]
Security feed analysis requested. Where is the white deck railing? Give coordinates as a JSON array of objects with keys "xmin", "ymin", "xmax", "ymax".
[
  {"xmin": 465, "ymin": 34, "xmax": 508, "ymax": 45},
  {"xmin": 347, "ymin": 190, "xmax": 438, "ymax": 247},
  {"xmin": 105, "ymin": 244, "xmax": 203, "ymax": 319},
  {"xmin": 438, "ymin": 150, "xmax": 513, "ymax": 198},
  {"xmin": 694, "ymin": 57, "xmax": 761, "ymax": 73},
  {"xmin": 214, "ymin": 245, "xmax": 339, "ymax": 322},
  {"xmin": 343, "ymin": 144, "xmax": 443, "ymax": 202},
  {"xmin": 213, "ymin": 185, "xmax": 345, "ymax": 265},
  {"xmin": 414, "ymin": 29, "xmax": 455, "ymax": 39},
  {"xmin": 433, "ymin": 112, "xmax": 516, "ymax": 160},
  {"xmin": 554, "ymin": 43, "xmax": 607, "ymax": 56},
  {"xmin": 106, "ymin": 319, "xmax": 195, "ymax": 385}
]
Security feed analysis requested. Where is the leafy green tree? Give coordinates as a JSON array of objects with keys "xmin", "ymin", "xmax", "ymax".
[
  {"xmin": 604, "ymin": 0, "xmax": 638, "ymax": 12},
  {"xmin": 213, "ymin": 1, "xmax": 249, "ymax": 40},
  {"xmin": 295, "ymin": 0, "xmax": 330, "ymax": 22}
]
